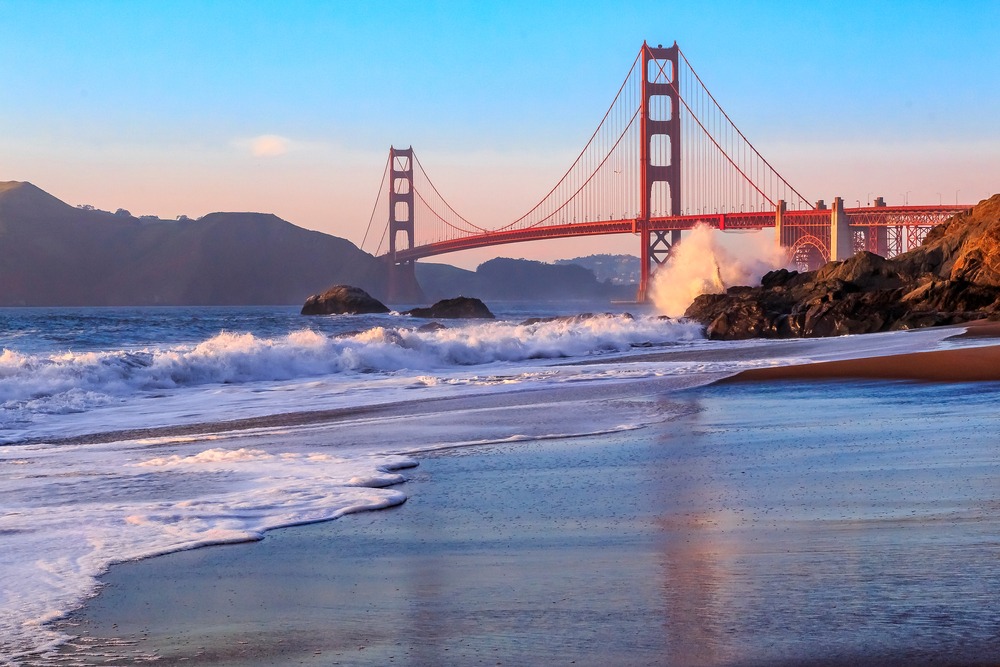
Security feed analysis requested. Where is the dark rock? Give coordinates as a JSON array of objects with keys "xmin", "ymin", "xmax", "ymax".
[
  {"xmin": 405, "ymin": 296, "xmax": 494, "ymax": 319},
  {"xmin": 301, "ymin": 285, "xmax": 390, "ymax": 315},
  {"xmin": 760, "ymin": 268, "xmax": 798, "ymax": 289},
  {"xmin": 684, "ymin": 194, "xmax": 1000, "ymax": 339},
  {"xmin": 813, "ymin": 251, "xmax": 902, "ymax": 289},
  {"xmin": 417, "ymin": 321, "xmax": 447, "ymax": 332}
]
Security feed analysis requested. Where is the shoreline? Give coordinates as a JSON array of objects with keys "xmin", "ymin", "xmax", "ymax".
[
  {"xmin": 727, "ymin": 341, "xmax": 1000, "ymax": 383},
  {"xmin": 51, "ymin": 361, "xmax": 1000, "ymax": 666},
  {"xmin": 726, "ymin": 320, "xmax": 1000, "ymax": 383}
]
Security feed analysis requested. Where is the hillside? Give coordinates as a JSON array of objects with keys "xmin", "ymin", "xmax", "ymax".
[
  {"xmin": 415, "ymin": 257, "xmax": 635, "ymax": 302},
  {"xmin": 0, "ymin": 182, "xmax": 387, "ymax": 306},
  {"xmin": 553, "ymin": 254, "xmax": 639, "ymax": 286}
]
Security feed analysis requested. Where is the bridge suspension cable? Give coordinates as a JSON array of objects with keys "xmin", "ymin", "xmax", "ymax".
[
  {"xmin": 361, "ymin": 42, "xmax": 813, "ymax": 257},
  {"xmin": 671, "ymin": 46, "xmax": 812, "ymax": 214},
  {"xmin": 360, "ymin": 152, "xmax": 390, "ymax": 253}
]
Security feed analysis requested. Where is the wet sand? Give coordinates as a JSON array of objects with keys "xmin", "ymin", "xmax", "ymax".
[
  {"xmin": 53, "ymin": 353, "xmax": 1000, "ymax": 666},
  {"xmin": 729, "ymin": 341, "xmax": 1000, "ymax": 383}
]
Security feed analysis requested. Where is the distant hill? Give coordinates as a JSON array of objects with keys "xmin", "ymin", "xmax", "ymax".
[
  {"xmin": 415, "ymin": 257, "xmax": 635, "ymax": 302},
  {"xmin": 553, "ymin": 254, "xmax": 640, "ymax": 285},
  {"xmin": 0, "ymin": 182, "xmax": 387, "ymax": 306}
]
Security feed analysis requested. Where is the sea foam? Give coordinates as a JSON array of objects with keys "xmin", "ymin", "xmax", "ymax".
[{"xmin": 0, "ymin": 437, "xmax": 416, "ymax": 664}]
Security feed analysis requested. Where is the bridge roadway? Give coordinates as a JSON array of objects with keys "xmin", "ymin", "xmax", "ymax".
[{"xmin": 391, "ymin": 204, "xmax": 969, "ymax": 264}]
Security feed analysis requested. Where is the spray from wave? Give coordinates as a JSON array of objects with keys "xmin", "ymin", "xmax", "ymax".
[{"xmin": 650, "ymin": 225, "xmax": 791, "ymax": 317}]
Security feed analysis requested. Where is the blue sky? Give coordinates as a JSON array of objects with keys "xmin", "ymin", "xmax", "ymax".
[{"xmin": 1, "ymin": 0, "xmax": 998, "ymax": 266}]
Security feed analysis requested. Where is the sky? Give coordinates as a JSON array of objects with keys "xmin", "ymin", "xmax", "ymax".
[{"xmin": 1, "ymin": 0, "xmax": 998, "ymax": 268}]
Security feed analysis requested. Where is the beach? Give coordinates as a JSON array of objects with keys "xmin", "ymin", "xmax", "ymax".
[{"xmin": 48, "ymin": 328, "xmax": 1000, "ymax": 667}]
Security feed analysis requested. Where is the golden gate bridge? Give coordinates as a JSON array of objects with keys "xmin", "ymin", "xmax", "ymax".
[{"xmin": 360, "ymin": 42, "xmax": 969, "ymax": 301}]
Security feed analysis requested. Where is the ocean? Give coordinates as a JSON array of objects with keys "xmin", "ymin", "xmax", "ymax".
[{"xmin": 0, "ymin": 304, "xmax": 991, "ymax": 665}]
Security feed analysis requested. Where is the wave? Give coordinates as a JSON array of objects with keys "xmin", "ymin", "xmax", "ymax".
[{"xmin": 0, "ymin": 315, "xmax": 702, "ymax": 422}]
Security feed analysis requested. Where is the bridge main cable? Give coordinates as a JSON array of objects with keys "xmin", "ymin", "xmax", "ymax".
[{"xmin": 674, "ymin": 46, "xmax": 813, "ymax": 210}]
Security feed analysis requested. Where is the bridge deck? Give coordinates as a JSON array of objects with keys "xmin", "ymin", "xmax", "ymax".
[{"xmin": 389, "ymin": 205, "xmax": 969, "ymax": 263}]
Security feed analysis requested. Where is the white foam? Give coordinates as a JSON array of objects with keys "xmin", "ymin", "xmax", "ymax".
[{"xmin": 0, "ymin": 437, "xmax": 415, "ymax": 663}]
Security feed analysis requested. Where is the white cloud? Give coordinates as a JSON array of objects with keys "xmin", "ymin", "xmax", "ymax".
[{"xmin": 233, "ymin": 134, "xmax": 293, "ymax": 157}]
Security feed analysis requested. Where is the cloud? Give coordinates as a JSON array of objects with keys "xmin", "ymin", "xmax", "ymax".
[{"xmin": 234, "ymin": 134, "xmax": 293, "ymax": 157}]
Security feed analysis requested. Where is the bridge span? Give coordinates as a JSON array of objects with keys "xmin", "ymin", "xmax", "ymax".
[{"xmin": 361, "ymin": 43, "xmax": 970, "ymax": 301}]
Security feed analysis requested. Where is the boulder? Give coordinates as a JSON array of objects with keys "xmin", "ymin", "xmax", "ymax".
[
  {"xmin": 405, "ymin": 296, "xmax": 494, "ymax": 319},
  {"xmin": 301, "ymin": 285, "xmax": 390, "ymax": 315}
]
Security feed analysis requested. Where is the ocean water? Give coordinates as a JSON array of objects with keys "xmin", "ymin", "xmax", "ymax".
[{"xmin": 0, "ymin": 304, "xmax": 969, "ymax": 664}]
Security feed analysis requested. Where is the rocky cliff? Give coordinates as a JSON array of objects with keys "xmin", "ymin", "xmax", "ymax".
[{"xmin": 684, "ymin": 194, "xmax": 1000, "ymax": 339}]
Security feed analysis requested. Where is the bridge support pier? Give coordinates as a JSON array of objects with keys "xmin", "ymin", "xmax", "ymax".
[
  {"xmin": 638, "ymin": 226, "xmax": 681, "ymax": 300},
  {"xmin": 830, "ymin": 197, "xmax": 854, "ymax": 262},
  {"xmin": 386, "ymin": 257, "xmax": 423, "ymax": 304}
]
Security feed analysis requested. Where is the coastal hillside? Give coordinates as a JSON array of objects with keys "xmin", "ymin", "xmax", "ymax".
[
  {"xmin": 0, "ymin": 181, "xmax": 386, "ymax": 306},
  {"xmin": 554, "ymin": 254, "xmax": 640, "ymax": 286},
  {"xmin": 415, "ymin": 257, "xmax": 635, "ymax": 302}
]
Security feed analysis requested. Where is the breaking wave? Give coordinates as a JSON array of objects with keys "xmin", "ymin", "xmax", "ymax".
[{"xmin": 0, "ymin": 314, "xmax": 702, "ymax": 421}]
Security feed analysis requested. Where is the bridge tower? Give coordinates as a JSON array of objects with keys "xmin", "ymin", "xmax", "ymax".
[
  {"xmin": 386, "ymin": 146, "xmax": 422, "ymax": 302},
  {"xmin": 637, "ymin": 42, "xmax": 682, "ymax": 301}
]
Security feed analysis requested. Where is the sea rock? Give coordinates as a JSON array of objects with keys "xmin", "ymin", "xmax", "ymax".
[
  {"xmin": 405, "ymin": 296, "xmax": 494, "ymax": 319},
  {"xmin": 301, "ymin": 285, "xmax": 390, "ymax": 315},
  {"xmin": 684, "ymin": 194, "xmax": 1000, "ymax": 339}
]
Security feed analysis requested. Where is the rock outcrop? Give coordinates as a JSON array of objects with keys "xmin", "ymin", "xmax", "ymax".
[
  {"xmin": 301, "ymin": 285, "xmax": 390, "ymax": 315},
  {"xmin": 404, "ymin": 296, "xmax": 494, "ymax": 319},
  {"xmin": 685, "ymin": 194, "xmax": 1000, "ymax": 339}
]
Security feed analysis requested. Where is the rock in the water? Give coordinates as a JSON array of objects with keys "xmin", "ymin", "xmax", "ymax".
[
  {"xmin": 301, "ymin": 285, "xmax": 390, "ymax": 315},
  {"xmin": 684, "ymin": 194, "xmax": 1000, "ymax": 339},
  {"xmin": 405, "ymin": 296, "xmax": 494, "ymax": 319}
]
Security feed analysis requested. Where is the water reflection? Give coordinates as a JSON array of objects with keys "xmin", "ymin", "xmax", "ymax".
[{"xmin": 654, "ymin": 381, "xmax": 1000, "ymax": 665}]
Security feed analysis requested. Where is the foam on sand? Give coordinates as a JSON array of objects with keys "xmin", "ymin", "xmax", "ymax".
[{"xmin": 0, "ymin": 438, "xmax": 415, "ymax": 663}]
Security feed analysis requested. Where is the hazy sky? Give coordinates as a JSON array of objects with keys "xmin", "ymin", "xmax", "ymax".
[{"xmin": 2, "ymin": 0, "xmax": 998, "ymax": 268}]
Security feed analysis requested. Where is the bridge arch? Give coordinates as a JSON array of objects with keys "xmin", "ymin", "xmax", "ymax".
[{"xmin": 790, "ymin": 235, "xmax": 829, "ymax": 272}]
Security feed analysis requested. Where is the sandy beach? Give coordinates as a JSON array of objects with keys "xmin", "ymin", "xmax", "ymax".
[
  {"xmin": 49, "ymin": 332, "xmax": 1000, "ymax": 667},
  {"xmin": 730, "ymin": 341, "xmax": 1000, "ymax": 383}
]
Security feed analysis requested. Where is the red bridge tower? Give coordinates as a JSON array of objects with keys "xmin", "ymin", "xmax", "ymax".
[
  {"xmin": 637, "ymin": 42, "xmax": 682, "ymax": 300},
  {"xmin": 387, "ymin": 146, "xmax": 420, "ymax": 302}
]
